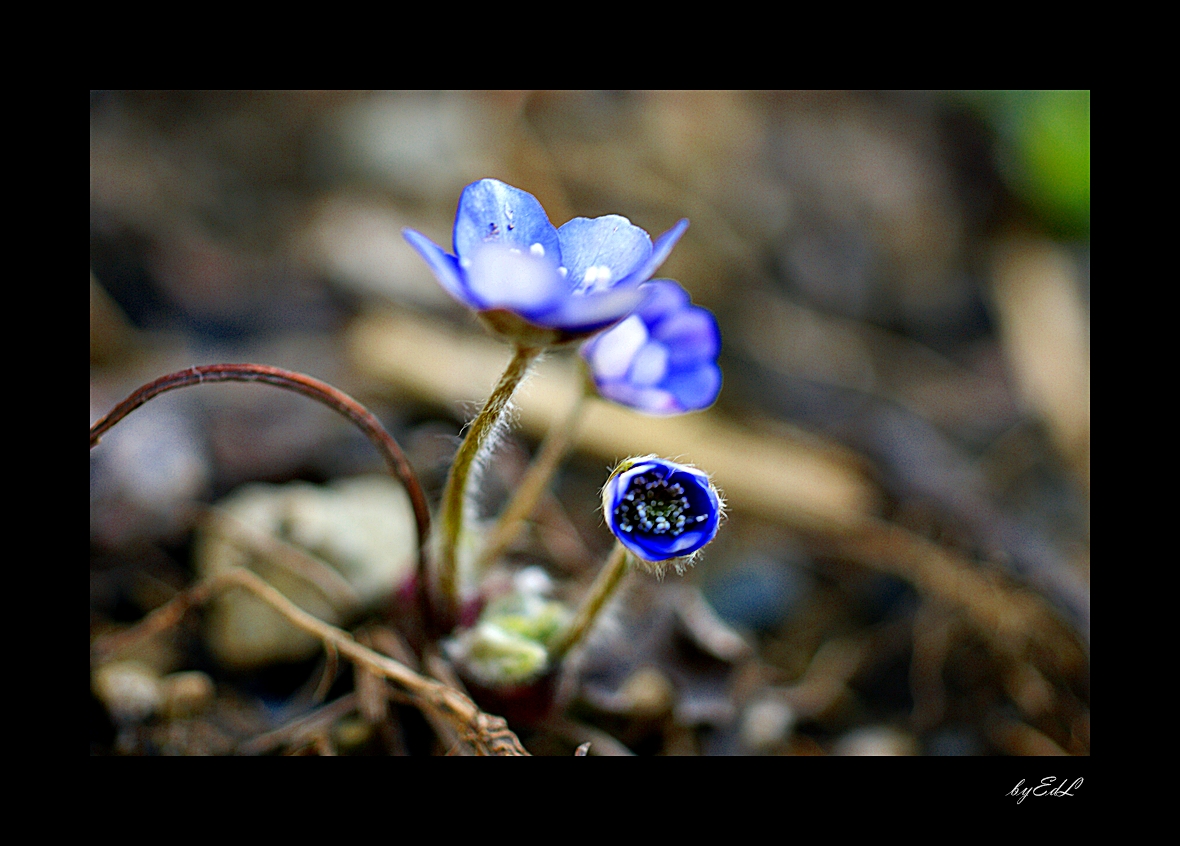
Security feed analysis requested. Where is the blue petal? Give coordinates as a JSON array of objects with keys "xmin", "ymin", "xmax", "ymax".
[
  {"xmin": 663, "ymin": 363, "xmax": 722, "ymax": 411},
  {"xmin": 597, "ymin": 383, "xmax": 680, "ymax": 415},
  {"xmin": 634, "ymin": 279, "xmax": 691, "ymax": 326},
  {"xmin": 402, "ymin": 228, "xmax": 479, "ymax": 308},
  {"xmin": 453, "ymin": 179, "xmax": 561, "ymax": 263},
  {"xmin": 619, "ymin": 533, "xmax": 665, "ymax": 561},
  {"xmin": 583, "ymin": 315, "xmax": 648, "ymax": 381},
  {"xmin": 627, "ymin": 341, "xmax": 670, "ymax": 387},
  {"xmin": 673, "ymin": 466, "xmax": 721, "ymax": 529},
  {"xmin": 653, "ymin": 305, "xmax": 721, "ymax": 368},
  {"xmin": 463, "ymin": 242, "xmax": 568, "ymax": 315},
  {"xmin": 534, "ymin": 283, "xmax": 649, "ymax": 334},
  {"xmin": 662, "ymin": 524, "xmax": 716, "ymax": 557},
  {"xmin": 618, "ymin": 219, "xmax": 689, "ymax": 286},
  {"xmin": 558, "ymin": 216, "xmax": 652, "ymax": 294}
]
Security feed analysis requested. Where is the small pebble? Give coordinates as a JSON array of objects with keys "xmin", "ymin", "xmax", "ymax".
[
  {"xmin": 740, "ymin": 695, "xmax": 797, "ymax": 751},
  {"xmin": 93, "ymin": 661, "xmax": 162, "ymax": 724},
  {"xmin": 832, "ymin": 725, "xmax": 918, "ymax": 756},
  {"xmin": 159, "ymin": 671, "xmax": 215, "ymax": 719}
]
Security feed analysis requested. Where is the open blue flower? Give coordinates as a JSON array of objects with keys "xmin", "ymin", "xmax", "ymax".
[
  {"xmin": 403, "ymin": 179, "xmax": 689, "ymax": 345},
  {"xmin": 580, "ymin": 279, "xmax": 721, "ymax": 415},
  {"xmin": 603, "ymin": 456, "xmax": 721, "ymax": 564}
]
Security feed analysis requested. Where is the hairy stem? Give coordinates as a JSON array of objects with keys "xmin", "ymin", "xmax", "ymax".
[
  {"xmin": 547, "ymin": 542, "xmax": 631, "ymax": 665},
  {"xmin": 475, "ymin": 384, "xmax": 589, "ymax": 573},
  {"xmin": 436, "ymin": 345, "xmax": 542, "ymax": 622}
]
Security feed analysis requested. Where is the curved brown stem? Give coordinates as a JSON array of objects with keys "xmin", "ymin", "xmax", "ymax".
[{"xmin": 90, "ymin": 363, "xmax": 436, "ymax": 630}]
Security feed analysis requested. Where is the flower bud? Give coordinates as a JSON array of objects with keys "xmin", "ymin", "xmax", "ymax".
[
  {"xmin": 602, "ymin": 456, "xmax": 722, "ymax": 572},
  {"xmin": 447, "ymin": 578, "xmax": 572, "ymax": 687},
  {"xmin": 448, "ymin": 621, "xmax": 550, "ymax": 688}
]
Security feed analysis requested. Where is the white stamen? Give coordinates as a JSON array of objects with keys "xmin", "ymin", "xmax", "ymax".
[
  {"xmin": 581, "ymin": 265, "xmax": 614, "ymax": 286},
  {"xmin": 530, "ymin": 243, "xmax": 545, "ymax": 256}
]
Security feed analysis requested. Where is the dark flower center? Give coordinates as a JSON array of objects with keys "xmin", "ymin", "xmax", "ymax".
[{"xmin": 612, "ymin": 472, "xmax": 708, "ymax": 538}]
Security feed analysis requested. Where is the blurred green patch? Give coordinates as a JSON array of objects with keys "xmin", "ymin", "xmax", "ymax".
[{"xmin": 970, "ymin": 90, "xmax": 1090, "ymax": 238}]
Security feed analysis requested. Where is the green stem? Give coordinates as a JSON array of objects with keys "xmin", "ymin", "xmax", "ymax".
[
  {"xmin": 475, "ymin": 384, "xmax": 589, "ymax": 573},
  {"xmin": 436, "ymin": 345, "xmax": 542, "ymax": 621},
  {"xmin": 548, "ymin": 542, "xmax": 631, "ymax": 664}
]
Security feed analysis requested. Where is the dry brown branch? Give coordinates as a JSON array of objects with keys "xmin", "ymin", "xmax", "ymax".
[
  {"xmin": 780, "ymin": 637, "xmax": 871, "ymax": 719},
  {"xmin": 91, "ymin": 567, "xmax": 530, "ymax": 756},
  {"xmin": 91, "ymin": 578, "xmax": 222, "ymax": 661},
  {"xmin": 198, "ymin": 504, "xmax": 363, "ymax": 614},
  {"xmin": 312, "ymin": 643, "xmax": 340, "ymax": 705},
  {"xmin": 89, "ymin": 363, "xmax": 437, "ymax": 631},
  {"xmin": 809, "ymin": 518, "xmax": 1086, "ymax": 675}
]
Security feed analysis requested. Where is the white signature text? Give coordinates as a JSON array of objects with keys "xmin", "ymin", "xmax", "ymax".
[{"xmin": 1009, "ymin": 778, "xmax": 1083, "ymax": 803}]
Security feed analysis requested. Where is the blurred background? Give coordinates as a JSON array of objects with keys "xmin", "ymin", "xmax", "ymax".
[{"xmin": 90, "ymin": 90, "xmax": 1089, "ymax": 755}]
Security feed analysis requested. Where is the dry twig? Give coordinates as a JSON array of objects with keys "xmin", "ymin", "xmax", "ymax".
[{"xmin": 91, "ymin": 567, "xmax": 530, "ymax": 756}]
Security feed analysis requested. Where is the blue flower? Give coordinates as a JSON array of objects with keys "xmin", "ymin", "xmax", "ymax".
[
  {"xmin": 603, "ymin": 456, "xmax": 722, "ymax": 565},
  {"xmin": 580, "ymin": 279, "xmax": 721, "ymax": 415},
  {"xmin": 403, "ymin": 179, "xmax": 689, "ymax": 345}
]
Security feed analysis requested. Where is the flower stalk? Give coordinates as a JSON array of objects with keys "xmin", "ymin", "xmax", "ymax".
[
  {"xmin": 547, "ymin": 541, "xmax": 631, "ymax": 665},
  {"xmin": 436, "ymin": 344, "xmax": 542, "ymax": 620}
]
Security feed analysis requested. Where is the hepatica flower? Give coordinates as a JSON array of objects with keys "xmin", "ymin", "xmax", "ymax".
[
  {"xmin": 403, "ymin": 179, "xmax": 688, "ymax": 345},
  {"xmin": 580, "ymin": 279, "xmax": 721, "ymax": 415},
  {"xmin": 603, "ymin": 456, "xmax": 722, "ymax": 567}
]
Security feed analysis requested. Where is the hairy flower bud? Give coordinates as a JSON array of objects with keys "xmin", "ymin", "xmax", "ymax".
[{"xmin": 602, "ymin": 456, "xmax": 722, "ymax": 571}]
